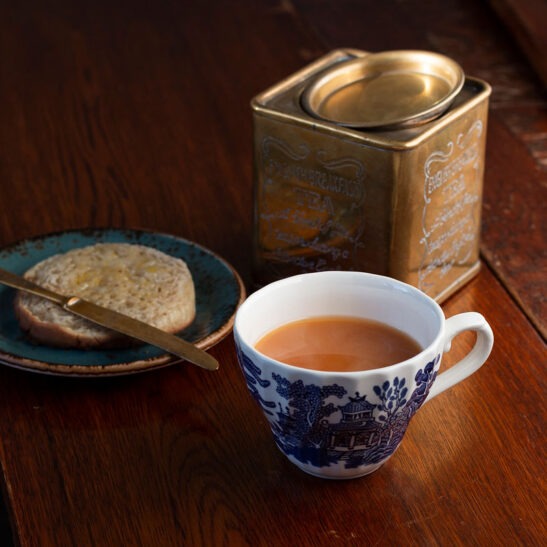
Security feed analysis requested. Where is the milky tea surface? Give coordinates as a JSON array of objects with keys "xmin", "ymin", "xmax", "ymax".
[{"xmin": 255, "ymin": 316, "xmax": 422, "ymax": 372}]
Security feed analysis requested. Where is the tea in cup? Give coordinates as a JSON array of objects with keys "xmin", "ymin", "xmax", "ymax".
[{"xmin": 234, "ymin": 271, "xmax": 494, "ymax": 479}]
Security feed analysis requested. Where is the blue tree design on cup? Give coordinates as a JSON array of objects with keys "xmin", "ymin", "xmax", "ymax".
[{"xmin": 271, "ymin": 375, "xmax": 347, "ymax": 466}]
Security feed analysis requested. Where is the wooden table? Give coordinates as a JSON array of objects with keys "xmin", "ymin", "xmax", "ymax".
[{"xmin": 0, "ymin": 1, "xmax": 545, "ymax": 545}]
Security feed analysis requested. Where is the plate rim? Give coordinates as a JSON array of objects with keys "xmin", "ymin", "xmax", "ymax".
[{"xmin": 0, "ymin": 227, "xmax": 246, "ymax": 376}]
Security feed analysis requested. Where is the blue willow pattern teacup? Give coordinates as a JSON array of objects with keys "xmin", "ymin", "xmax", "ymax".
[{"xmin": 234, "ymin": 272, "xmax": 493, "ymax": 479}]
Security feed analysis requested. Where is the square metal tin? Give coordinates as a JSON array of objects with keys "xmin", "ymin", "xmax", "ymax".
[{"xmin": 252, "ymin": 49, "xmax": 491, "ymax": 302}]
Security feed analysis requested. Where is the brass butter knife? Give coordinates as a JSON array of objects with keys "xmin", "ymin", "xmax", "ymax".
[{"xmin": 0, "ymin": 267, "xmax": 219, "ymax": 371}]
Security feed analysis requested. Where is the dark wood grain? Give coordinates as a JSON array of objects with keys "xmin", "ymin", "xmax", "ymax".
[
  {"xmin": 489, "ymin": 0, "xmax": 547, "ymax": 87},
  {"xmin": 0, "ymin": 1, "xmax": 545, "ymax": 546}
]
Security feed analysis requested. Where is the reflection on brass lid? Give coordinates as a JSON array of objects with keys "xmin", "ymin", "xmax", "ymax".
[{"xmin": 301, "ymin": 50, "xmax": 465, "ymax": 129}]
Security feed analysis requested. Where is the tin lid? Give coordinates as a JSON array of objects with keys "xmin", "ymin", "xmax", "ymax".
[{"xmin": 301, "ymin": 50, "xmax": 465, "ymax": 129}]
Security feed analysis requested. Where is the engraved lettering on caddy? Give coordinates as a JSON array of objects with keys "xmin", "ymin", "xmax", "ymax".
[
  {"xmin": 260, "ymin": 136, "xmax": 366, "ymax": 272},
  {"xmin": 418, "ymin": 122, "xmax": 483, "ymax": 292}
]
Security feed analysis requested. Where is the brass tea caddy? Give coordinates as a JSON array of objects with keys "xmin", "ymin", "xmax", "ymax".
[{"xmin": 252, "ymin": 49, "xmax": 491, "ymax": 302}]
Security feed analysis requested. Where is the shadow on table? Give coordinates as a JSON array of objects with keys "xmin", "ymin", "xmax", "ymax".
[{"xmin": 0, "ymin": 494, "xmax": 13, "ymax": 546}]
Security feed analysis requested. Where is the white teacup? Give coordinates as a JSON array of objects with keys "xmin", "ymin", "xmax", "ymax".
[{"xmin": 234, "ymin": 271, "xmax": 493, "ymax": 479}]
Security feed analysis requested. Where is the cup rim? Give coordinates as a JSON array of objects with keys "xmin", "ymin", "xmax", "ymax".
[{"xmin": 234, "ymin": 271, "xmax": 445, "ymax": 377}]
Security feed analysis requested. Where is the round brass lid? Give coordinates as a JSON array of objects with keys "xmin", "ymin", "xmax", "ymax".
[{"xmin": 301, "ymin": 50, "xmax": 465, "ymax": 129}]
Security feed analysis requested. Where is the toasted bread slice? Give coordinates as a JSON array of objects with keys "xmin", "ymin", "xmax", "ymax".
[{"xmin": 14, "ymin": 243, "xmax": 195, "ymax": 349}]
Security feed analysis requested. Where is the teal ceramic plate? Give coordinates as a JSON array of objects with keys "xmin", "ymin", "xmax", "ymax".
[{"xmin": 0, "ymin": 229, "xmax": 246, "ymax": 376}]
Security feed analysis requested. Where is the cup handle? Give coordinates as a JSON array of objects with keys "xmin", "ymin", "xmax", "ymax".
[{"xmin": 426, "ymin": 312, "xmax": 494, "ymax": 401}]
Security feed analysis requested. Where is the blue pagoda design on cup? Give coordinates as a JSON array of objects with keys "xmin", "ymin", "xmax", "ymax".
[
  {"xmin": 328, "ymin": 393, "xmax": 382, "ymax": 455},
  {"xmin": 237, "ymin": 346, "xmax": 439, "ymax": 475}
]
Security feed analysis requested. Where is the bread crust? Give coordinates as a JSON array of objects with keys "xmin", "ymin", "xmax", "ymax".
[{"xmin": 14, "ymin": 243, "xmax": 196, "ymax": 349}]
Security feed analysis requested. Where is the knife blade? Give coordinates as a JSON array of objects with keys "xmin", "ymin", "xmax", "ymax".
[{"xmin": 0, "ymin": 267, "xmax": 219, "ymax": 371}]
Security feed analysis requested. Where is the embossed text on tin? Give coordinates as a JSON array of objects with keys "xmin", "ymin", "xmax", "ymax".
[
  {"xmin": 259, "ymin": 136, "xmax": 366, "ymax": 273},
  {"xmin": 419, "ymin": 122, "xmax": 483, "ymax": 291}
]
